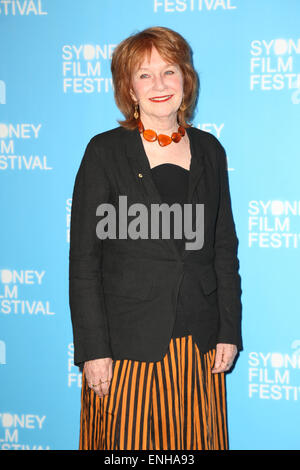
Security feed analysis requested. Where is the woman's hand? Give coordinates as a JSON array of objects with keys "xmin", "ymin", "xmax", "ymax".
[
  {"xmin": 212, "ymin": 343, "xmax": 237, "ymax": 373},
  {"xmin": 84, "ymin": 357, "xmax": 114, "ymax": 398}
]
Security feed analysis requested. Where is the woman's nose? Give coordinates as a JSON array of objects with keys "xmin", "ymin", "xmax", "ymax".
[{"xmin": 152, "ymin": 74, "xmax": 166, "ymax": 90}]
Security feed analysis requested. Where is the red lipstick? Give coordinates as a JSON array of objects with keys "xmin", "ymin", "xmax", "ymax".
[{"xmin": 149, "ymin": 95, "xmax": 173, "ymax": 102}]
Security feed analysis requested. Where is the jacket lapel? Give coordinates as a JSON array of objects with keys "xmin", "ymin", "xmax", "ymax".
[{"xmin": 124, "ymin": 126, "xmax": 205, "ymax": 260}]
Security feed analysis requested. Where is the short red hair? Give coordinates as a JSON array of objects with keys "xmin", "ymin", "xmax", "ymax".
[{"xmin": 111, "ymin": 26, "xmax": 199, "ymax": 130}]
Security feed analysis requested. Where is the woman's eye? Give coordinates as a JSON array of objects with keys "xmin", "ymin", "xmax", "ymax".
[{"xmin": 139, "ymin": 70, "xmax": 174, "ymax": 78}]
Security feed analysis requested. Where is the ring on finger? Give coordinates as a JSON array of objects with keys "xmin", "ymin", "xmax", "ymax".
[{"xmin": 91, "ymin": 379, "xmax": 111, "ymax": 388}]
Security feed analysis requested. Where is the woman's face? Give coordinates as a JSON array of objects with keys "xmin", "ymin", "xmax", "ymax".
[{"xmin": 130, "ymin": 46, "xmax": 184, "ymax": 124}]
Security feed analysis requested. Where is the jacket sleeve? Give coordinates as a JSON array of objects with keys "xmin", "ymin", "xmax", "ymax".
[
  {"xmin": 69, "ymin": 137, "xmax": 113, "ymax": 366},
  {"xmin": 213, "ymin": 139, "xmax": 243, "ymax": 350}
]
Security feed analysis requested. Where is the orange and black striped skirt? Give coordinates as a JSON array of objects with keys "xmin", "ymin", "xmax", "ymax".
[{"xmin": 79, "ymin": 335, "xmax": 228, "ymax": 450}]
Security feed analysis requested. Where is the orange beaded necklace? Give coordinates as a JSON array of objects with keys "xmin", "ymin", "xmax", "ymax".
[{"xmin": 137, "ymin": 119, "xmax": 185, "ymax": 147}]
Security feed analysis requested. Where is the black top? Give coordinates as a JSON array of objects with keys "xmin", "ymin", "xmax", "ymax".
[{"xmin": 151, "ymin": 163, "xmax": 191, "ymax": 338}]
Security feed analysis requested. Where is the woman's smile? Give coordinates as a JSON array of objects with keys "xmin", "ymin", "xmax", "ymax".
[{"xmin": 149, "ymin": 94, "xmax": 174, "ymax": 103}]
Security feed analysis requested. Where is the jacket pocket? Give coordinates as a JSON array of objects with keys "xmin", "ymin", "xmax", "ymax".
[{"xmin": 102, "ymin": 272, "xmax": 154, "ymax": 301}]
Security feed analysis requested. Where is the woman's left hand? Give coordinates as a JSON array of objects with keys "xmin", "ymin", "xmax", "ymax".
[{"xmin": 212, "ymin": 343, "xmax": 237, "ymax": 373}]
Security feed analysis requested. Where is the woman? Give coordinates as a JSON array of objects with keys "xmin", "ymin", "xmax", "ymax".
[{"xmin": 69, "ymin": 26, "xmax": 242, "ymax": 450}]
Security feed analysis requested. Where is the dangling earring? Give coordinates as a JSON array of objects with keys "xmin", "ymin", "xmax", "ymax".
[{"xmin": 133, "ymin": 104, "xmax": 139, "ymax": 120}]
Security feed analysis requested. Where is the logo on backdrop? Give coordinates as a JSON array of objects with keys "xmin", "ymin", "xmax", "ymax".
[
  {"xmin": 0, "ymin": 81, "xmax": 6, "ymax": 104},
  {"xmin": 0, "ymin": 340, "xmax": 6, "ymax": 364},
  {"xmin": 248, "ymin": 340, "xmax": 300, "ymax": 401},
  {"xmin": 196, "ymin": 122, "xmax": 224, "ymax": 139},
  {"xmin": 153, "ymin": 0, "xmax": 238, "ymax": 12},
  {"xmin": 0, "ymin": 269, "xmax": 55, "ymax": 316},
  {"xmin": 62, "ymin": 44, "xmax": 116, "ymax": 94},
  {"xmin": 250, "ymin": 38, "xmax": 300, "ymax": 100},
  {"xmin": 0, "ymin": 412, "xmax": 49, "ymax": 450},
  {"xmin": 66, "ymin": 198, "xmax": 72, "ymax": 243},
  {"xmin": 0, "ymin": 0, "xmax": 47, "ymax": 15},
  {"xmin": 0, "ymin": 123, "xmax": 52, "ymax": 171},
  {"xmin": 67, "ymin": 343, "xmax": 82, "ymax": 388},
  {"xmin": 248, "ymin": 200, "xmax": 300, "ymax": 248}
]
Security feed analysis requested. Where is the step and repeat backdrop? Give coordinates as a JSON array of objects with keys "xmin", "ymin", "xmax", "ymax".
[{"xmin": 1, "ymin": 0, "xmax": 300, "ymax": 451}]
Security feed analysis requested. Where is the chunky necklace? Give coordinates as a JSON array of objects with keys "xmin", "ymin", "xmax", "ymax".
[{"xmin": 137, "ymin": 119, "xmax": 185, "ymax": 147}]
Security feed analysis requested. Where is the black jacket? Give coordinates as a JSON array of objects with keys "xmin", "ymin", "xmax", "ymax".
[{"xmin": 69, "ymin": 125, "xmax": 243, "ymax": 366}]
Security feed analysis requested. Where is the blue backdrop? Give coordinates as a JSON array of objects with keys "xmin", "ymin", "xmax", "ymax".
[{"xmin": 1, "ymin": 0, "xmax": 299, "ymax": 451}]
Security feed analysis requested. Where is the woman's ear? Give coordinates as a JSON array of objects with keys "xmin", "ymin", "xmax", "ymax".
[{"xmin": 129, "ymin": 88, "xmax": 137, "ymax": 102}]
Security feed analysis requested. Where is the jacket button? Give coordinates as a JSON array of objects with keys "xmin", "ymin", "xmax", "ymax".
[{"xmin": 138, "ymin": 173, "xmax": 143, "ymax": 178}]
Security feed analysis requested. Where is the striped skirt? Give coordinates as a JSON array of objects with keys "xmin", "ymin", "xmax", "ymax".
[{"xmin": 79, "ymin": 335, "xmax": 228, "ymax": 450}]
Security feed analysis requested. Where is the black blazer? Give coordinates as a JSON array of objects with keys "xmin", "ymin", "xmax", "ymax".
[{"xmin": 69, "ymin": 125, "xmax": 243, "ymax": 366}]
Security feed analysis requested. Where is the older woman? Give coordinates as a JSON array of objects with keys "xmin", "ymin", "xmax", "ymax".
[{"xmin": 69, "ymin": 26, "xmax": 242, "ymax": 450}]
